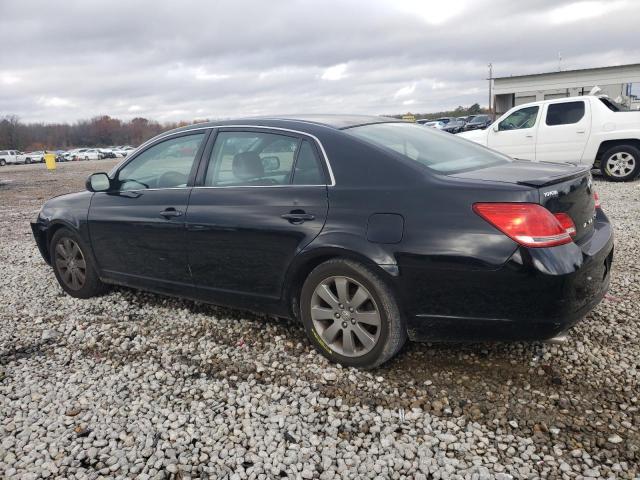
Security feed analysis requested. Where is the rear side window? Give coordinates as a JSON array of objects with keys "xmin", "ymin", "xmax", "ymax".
[
  {"xmin": 546, "ymin": 101, "xmax": 585, "ymax": 125},
  {"xmin": 292, "ymin": 140, "xmax": 324, "ymax": 185},
  {"xmin": 205, "ymin": 131, "xmax": 299, "ymax": 186}
]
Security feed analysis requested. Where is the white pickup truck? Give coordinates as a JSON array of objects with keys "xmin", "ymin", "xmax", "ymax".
[
  {"xmin": 458, "ymin": 95, "xmax": 640, "ymax": 181},
  {"xmin": 0, "ymin": 150, "xmax": 27, "ymax": 166}
]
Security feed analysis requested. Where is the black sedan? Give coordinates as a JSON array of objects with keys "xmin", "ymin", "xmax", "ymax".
[
  {"xmin": 463, "ymin": 114, "xmax": 493, "ymax": 131},
  {"xmin": 31, "ymin": 115, "xmax": 613, "ymax": 368}
]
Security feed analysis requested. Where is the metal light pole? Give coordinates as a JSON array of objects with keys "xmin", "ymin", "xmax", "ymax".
[{"xmin": 488, "ymin": 63, "xmax": 493, "ymax": 119}]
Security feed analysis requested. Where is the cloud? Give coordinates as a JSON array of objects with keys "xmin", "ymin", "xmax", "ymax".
[
  {"xmin": 547, "ymin": 0, "xmax": 629, "ymax": 24},
  {"xmin": 321, "ymin": 64, "xmax": 348, "ymax": 81},
  {"xmin": 394, "ymin": 84, "xmax": 416, "ymax": 98},
  {"xmin": 37, "ymin": 96, "xmax": 74, "ymax": 108},
  {"xmin": 0, "ymin": 0, "xmax": 639, "ymax": 122}
]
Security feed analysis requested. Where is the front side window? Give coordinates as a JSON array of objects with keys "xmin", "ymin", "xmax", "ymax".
[
  {"xmin": 116, "ymin": 133, "xmax": 205, "ymax": 191},
  {"xmin": 205, "ymin": 131, "xmax": 313, "ymax": 186},
  {"xmin": 499, "ymin": 106, "xmax": 539, "ymax": 131},
  {"xmin": 545, "ymin": 101, "xmax": 585, "ymax": 125},
  {"xmin": 346, "ymin": 122, "xmax": 510, "ymax": 174}
]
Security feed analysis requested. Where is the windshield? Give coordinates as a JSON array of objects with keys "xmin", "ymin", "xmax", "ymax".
[
  {"xmin": 470, "ymin": 115, "xmax": 488, "ymax": 123},
  {"xmin": 346, "ymin": 122, "xmax": 511, "ymax": 173}
]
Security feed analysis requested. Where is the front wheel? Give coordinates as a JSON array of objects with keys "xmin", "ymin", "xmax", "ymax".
[
  {"xmin": 601, "ymin": 145, "xmax": 640, "ymax": 181},
  {"xmin": 299, "ymin": 259, "xmax": 406, "ymax": 369},
  {"xmin": 50, "ymin": 228, "xmax": 108, "ymax": 298}
]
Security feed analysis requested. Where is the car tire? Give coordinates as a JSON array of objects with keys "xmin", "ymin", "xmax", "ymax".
[
  {"xmin": 600, "ymin": 145, "xmax": 640, "ymax": 182},
  {"xmin": 299, "ymin": 258, "xmax": 406, "ymax": 369},
  {"xmin": 50, "ymin": 228, "xmax": 108, "ymax": 299},
  {"xmin": 0, "ymin": 159, "xmax": 5, "ymax": 166},
  {"xmin": 25, "ymin": 158, "xmax": 31, "ymax": 164}
]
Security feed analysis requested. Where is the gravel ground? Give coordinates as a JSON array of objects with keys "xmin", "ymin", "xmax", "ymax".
[{"xmin": 0, "ymin": 161, "xmax": 638, "ymax": 480}]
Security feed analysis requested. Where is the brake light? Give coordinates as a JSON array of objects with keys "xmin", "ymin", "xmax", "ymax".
[
  {"xmin": 594, "ymin": 191, "xmax": 601, "ymax": 209},
  {"xmin": 473, "ymin": 203, "xmax": 573, "ymax": 248},
  {"xmin": 553, "ymin": 212, "xmax": 576, "ymax": 237}
]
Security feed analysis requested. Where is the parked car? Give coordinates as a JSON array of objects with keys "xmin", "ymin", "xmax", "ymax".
[
  {"xmin": 463, "ymin": 114, "xmax": 493, "ymax": 131},
  {"xmin": 441, "ymin": 118, "xmax": 466, "ymax": 134},
  {"xmin": 31, "ymin": 115, "xmax": 613, "ymax": 368},
  {"xmin": 0, "ymin": 150, "xmax": 26, "ymax": 166},
  {"xmin": 68, "ymin": 148, "xmax": 102, "ymax": 161},
  {"xmin": 24, "ymin": 151, "xmax": 46, "ymax": 163},
  {"xmin": 458, "ymin": 95, "xmax": 640, "ymax": 181},
  {"xmin": 422, "ymin": 121, "xmax": 445, "ymax": 130},
  {"xmin": 99, "ymin": 148, "xmax": 117, "ymax": 159}
]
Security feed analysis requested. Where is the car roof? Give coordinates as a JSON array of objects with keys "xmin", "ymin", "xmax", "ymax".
[
  {"xmin": 509, "ymin": 95, "xmax": 597, "ymax": 111},
  {"xmin": 167, "ymin": 115, "xmax": 403, "ymax": 135}
]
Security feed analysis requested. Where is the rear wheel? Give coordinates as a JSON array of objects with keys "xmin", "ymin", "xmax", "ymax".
[
  {"xmin": 0, "ymin": 159, "xmax": 6, "ymax": 166},
  {"xmin": 299, "ymin": 259, "xmax": 406, "ymax": 368},
  {"xmin": 50, "ymin": 228, "xmax": 108, "ymax": 298},
  {"xmin": 601, "ymin": 145, "xmax": 640, "ymax": 181},
  {"xmin": 25, "ymin": 158, "xmax": 31, "ymax": 164}
]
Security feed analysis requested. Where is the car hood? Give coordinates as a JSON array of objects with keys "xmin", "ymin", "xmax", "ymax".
[{"xmin": 457, "ymin": 128, "xmax": 489, "ymax": 144}]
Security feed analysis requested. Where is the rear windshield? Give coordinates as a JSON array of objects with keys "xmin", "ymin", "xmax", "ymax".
[
  {"xmin": 599, "ymin": 97, "xmax": 631, "ymax": 112},
  {"xmin": 346, "ymin": 122, "xmax": 511, "ymax": 173}
]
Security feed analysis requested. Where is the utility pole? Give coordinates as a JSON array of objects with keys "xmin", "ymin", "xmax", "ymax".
[
  {"xmin": 558, "ymin": 52, "xmax": 562, "ymax": 72},
  {"xmin": 487, "ymin": 63, "xmax": 493, "ymax": 120}
]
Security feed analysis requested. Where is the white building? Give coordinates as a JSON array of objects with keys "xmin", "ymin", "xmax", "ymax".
[{"xmin": 493, "ymin": 63, "xmax": 640, "ymax": 116}]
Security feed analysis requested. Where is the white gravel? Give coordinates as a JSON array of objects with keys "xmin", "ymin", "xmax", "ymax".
[{"xmin": 0, "ymin": 162, "xmax": 638, "ymax": 479}]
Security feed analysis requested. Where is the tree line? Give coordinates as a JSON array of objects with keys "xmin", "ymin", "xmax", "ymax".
[
  {"xmin": 0, "ymin": 115, "xmax": 205, "ymax": 151},
  {"xmin": 391, "ymin": 103, "xmax": 488, "ymax": 121}
]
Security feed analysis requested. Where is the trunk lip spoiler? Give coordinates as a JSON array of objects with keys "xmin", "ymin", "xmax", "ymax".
[{"xmin": 516, "ymin": 165, "xmax": 592, "ymax": 188}]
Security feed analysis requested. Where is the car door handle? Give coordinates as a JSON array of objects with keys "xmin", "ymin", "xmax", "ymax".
[
  {"xmin": 160, "ymin": 208, "xmax": 183, "ymax": 218},
  {"xmin": 577, "ymin": 130, "xmax": 586, "ymax": 134},
  {"xmin": 525, "ymin": 134, "xmax": 534, "ymax": 138},
  {"xmin": 281, "ymin": 211, "xmax": 315, "ymax": 223}
]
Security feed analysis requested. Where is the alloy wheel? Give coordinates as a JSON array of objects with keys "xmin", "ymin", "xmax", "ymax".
[
  {"xmin": 605, "ymin": 152, "xmax": 636, "ymax": 178},
  {"xmin": 54, "ymin": 237, "xmax": 87, "ymax": 290},
  {"xmin": 310, "ymin": 276, "xmax": 381, "ymax": 357}
]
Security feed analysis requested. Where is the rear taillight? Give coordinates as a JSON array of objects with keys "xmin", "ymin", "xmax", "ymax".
[
  {"xmin": 594, "ymin": 191, "xmax": 601, "ymax": 209},
  {"xmin": 553, "ymin": 212, "xmax": 576, "ymax": 237},
  {"xmin": 473, "ymin": 203, "xmax": 573, "ymax": 248}
]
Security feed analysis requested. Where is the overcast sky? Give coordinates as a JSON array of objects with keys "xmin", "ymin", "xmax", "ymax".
[{"xmin": 1, "ymin": 0, "xmax": 639, "ymax": 123}]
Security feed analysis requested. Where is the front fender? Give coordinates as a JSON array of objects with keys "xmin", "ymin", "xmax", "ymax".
[{"xmin": 32, "ymin": 191, "xmax": 93, "ymax": 264}]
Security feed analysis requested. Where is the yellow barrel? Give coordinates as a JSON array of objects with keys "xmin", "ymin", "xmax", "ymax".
[{"xmin": 44, "ymin": 153, "xmax": 56, "ymax": 170}]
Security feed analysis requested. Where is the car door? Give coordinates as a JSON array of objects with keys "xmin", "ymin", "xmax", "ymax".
[
  {"xmin": 535, "ymin": 100, "xmax": 590, "ymax": 164},
  {"xmin": 185, "ymin": 127, "xmax": 329, "ymax": 305},
  {"xmin": 488, "ymin": 105, "xmax": 540, "ymax": 160},
  {"xmin": 88, "ymin": 130, "xmax": 209, "ymax": 291}
]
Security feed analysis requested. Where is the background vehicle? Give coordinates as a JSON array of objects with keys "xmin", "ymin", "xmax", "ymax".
[
  {"xmin": 24, "ymin": 151, "xmax": 46, "ymax": 163},
  {"xmin": 441, "ymin": 118, "xmax": 466, "ymax": 134},
  {"xmin": 99, "ymin": 148, "xmax": 117, "ymax": 158},
  {"xmin": 0, "ymin": 150, "xmax": 27, "ymax": 166},
  {"xmin": 32, "ymin": 116, "xmax": 612, "ymax": 368},
  {"xmin": 463, "ymin": 114, "xmax": 492, "ymax": 131},
  {"xmin": 458, "ymin": 95, "xmax": 640, "ymax": 181},
  {"xmin": 422, "ymin": 121, "xmax": 445, "ymax": 130}
]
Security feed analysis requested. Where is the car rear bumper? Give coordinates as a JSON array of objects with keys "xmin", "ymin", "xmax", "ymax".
[{"xmin": 403, "ymin": 210, "xmax": 614, "ymax": 342}]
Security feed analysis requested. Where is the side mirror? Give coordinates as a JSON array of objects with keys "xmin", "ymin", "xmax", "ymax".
[
  {"xmin": 492, "ymin": 124, "xmax": 499, "ymax": 132},
  {"xmin": 261, "ymin": 155, "xmax": 280, "ymax": 171},
  {"xmin": 86, "ymin": 172, "xmax": 111, "ymax": 192}
]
